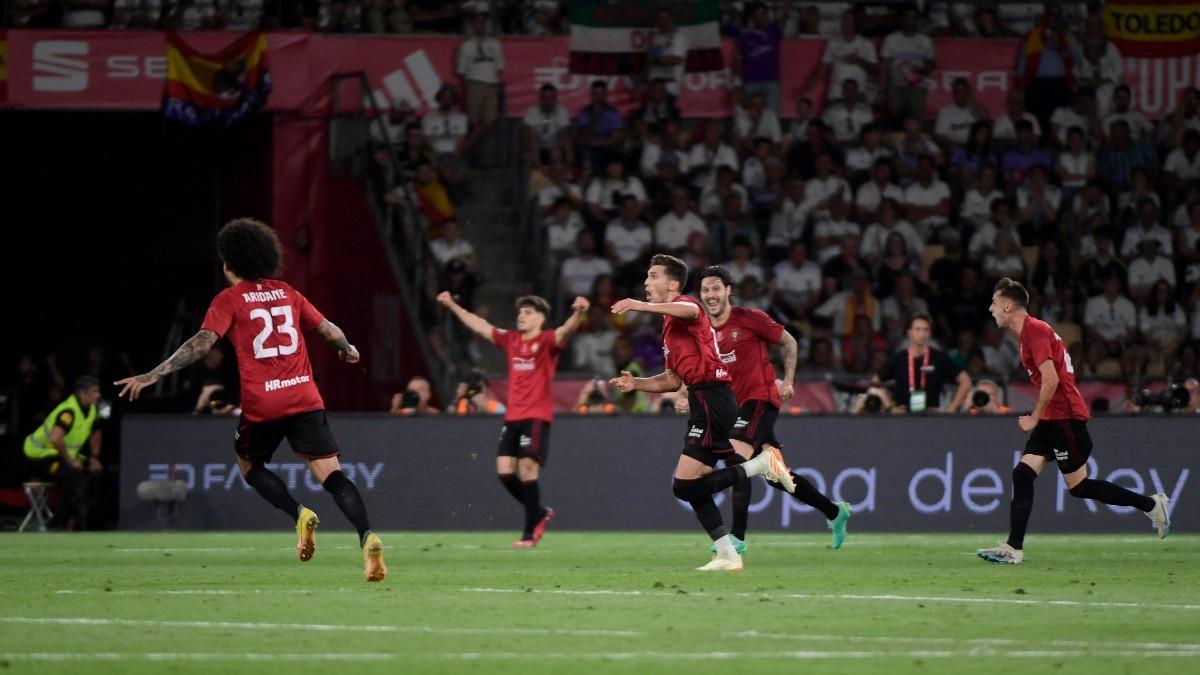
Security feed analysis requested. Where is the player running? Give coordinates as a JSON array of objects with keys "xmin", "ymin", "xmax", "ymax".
[
  {"xmin": 610, "ymin": 254, "xmax": 795, "ymax": 573},
  {"xmin": 115, "ymin": 218, "xmax": 386, "ymax": 582},
  {"xmin": 976, "ymin": 278, "xmax": 1171, "ymax": 564},
  {"xmin": 696, "ymin": 266, "xmax": 851, "ymax": 554},
  {"xmin": 438, "ymin": 291, "xmax": 589, "ymax": 548}
]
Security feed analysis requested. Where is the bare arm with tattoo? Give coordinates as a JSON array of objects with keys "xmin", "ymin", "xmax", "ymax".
[
  {"xmin": 314, "ymin": 318, "xmax": 360, "ymax": 363},
  {"xmin": 777, "ymin": 329, "xmax": 798, "ymax": 400},
  {"xmin": 114, "ymin": 329, "xmax": 219, "ymax": 400}
]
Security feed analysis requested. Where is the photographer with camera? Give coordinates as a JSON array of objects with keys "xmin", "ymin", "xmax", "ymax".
[
  {"xmin": 449, "ymin": 369, "xmax": 505, "ymax": 416},
  {"xmin": 575, "ymin": 377, "xmax": 617, "ymax": 415},
  {"xmin": 438, "ymin": 291, "xmax": 589, "ymax": 548},
  {"xmin": 389, "ymin": 376, "xmax": 441, "ymax": 416},
  {"xmin": 967, "ymin": 379, "xmax": 1014, "ymax": 415},
  {"xmin": 874, "ymin": 312, "xmax": 971, "ymax": 413}
]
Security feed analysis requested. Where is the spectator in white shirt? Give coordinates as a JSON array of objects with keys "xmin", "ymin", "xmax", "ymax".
[
  {"xmin": 969, "ymin": 199, "xmax": 1019, "ymax": 260},
  {"xmin": 654, "ymin": 187, "xmax": 707, "ymax": 252},
  {"xmin": 700, "ymin": 166, "xmax": 750, "ymax": 218},
  {"xmin": 959, "ymin": 164, "xmax": 1003, "ymax": 228},
  {"xmin": 522, "ymin": 83, "xmax": 573, "ymax": 170},
  {"xmin": 813, "ymin": 197, "xmax": 860, "ymax": 264},
  {"xmin": 903, "ymin": 156, "xmax": 951, "ymax": 241},
  {"xmin": 809, "ymin": 9, "xmax": 879, "ymax": 100},
  {"xmin": 980, "ymin": 322, "xmax": 1021, "ymax": 378},
  {"xmin": 845, "ymin": 123, "xmax": 894, "ymax": 179},
  {"xmin": 735, "ymin": 90, "xmax": 783, "ymax": 152},
  {"xmin": 585, "ymin": 159, "xmax": 647, "ymax": 222},
  {"xmin": 880, "ymin": 8, "xmax": 936, "ymax": 122},
  {"xmin": 537, "ymin": 160, "xmax": 583, "ymax": 215},
  {"xmin": 111, "ymin": 0, "xmax": 161, "ymax": 27},
  {"xmin": 1138, "ymin": 280, "xmax": 1187, "ymax": 359},
  {"xmin": 1016, "ymin": 164, "xmax": 1062, "ymax": 233},
  {"xmin": 604, "ymin": 196, "xmax": 653, "ymax": 268},
  {"xmin": 1084, "ymin": 273, "xmax": 1139, "ymax": 354},
  {"xmin": 804, "ymin": 152, "xmax": 851, "ymax": 223},
  {"xmin": 560, "ymin": 230, "xmax": 613, "ymax": 298},
  {"xmin": 1057, "ymin": 126, "xmax": 1095, "ymax": 195},
  {"xmin": 639, "ymin": 118, "xmax": 690, "ymax": 179},
  {"xmin": 855, "ymin": 158, "xmax": 903, "ymax": 224},
  {"xmin": 773, "ymin": 241, "xmax": 823, "ymax": 320},
  {"xmin": 429, "ymin": 217, "xmax": 477, "ymax": 269},
  {"xmin": 741, "ymin": 137, "xmax": 774, "ymax": 192},
  {"xmin": 456, "ymin": 10, "xmax": 505, "ymax": 155},
  {"xmin": 861, "ymin": 199, "xmax": 923, "ymax": 267},
  {"xmin": 421, "ymin": 84, "xmax": 469, "ymax": 187},
  {"xmin": 1121, "ymin": 199, "xmax": 1174, "ymax": 258},
  {"xmin": 992, "ymin": 89, "xmax": 1041, "ymax": 147},
  {"xmin": 982, "ymin": 232, "xmax": 1025, "ymax": 284},
  {"xmin": 765, "ymin": 176, "xmax": 810, "ymax": 261},
  {"xmin": 935, "ymin": 77, "xmax": 987, "ymax": 147},
  {"xmin": 1079, "ymin": 14, "xmax": 1124, "ymax": 119},
  {"xmin": 1104, "ymin": 85, "xmax": 1153, "ymax": 141},
  {"xmin": 647, "ymin": 7, "xmax": 687, "ymax": 98},
  {"xmin": 1127, "ymin": 239, "xmax": 1176, "ymax": 301},
  {"xmin": 723, "ymin": 236, "xmax": 766, "ymax": 286},
  {"xmin": 688, "ymin": 120, "xmax": 740, "ymax": 190},
  {"xmin": 1050, "ymin": 89, "xmax": 1099, "ymax": 147},
  {"xmin": 544, "ymin": 197, "xmax": 584, "ymax": 260},
  {"xmin": 1165, "ymin": 129, "xmax": 1200, "ymax": 191},
  {"xmin": 822, "ymin": 79, "xmax": 874, "ymax": 144}
]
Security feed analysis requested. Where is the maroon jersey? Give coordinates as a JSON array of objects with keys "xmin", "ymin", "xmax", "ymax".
[
  {"xmin": 662, "ymin": 295, "xmax": 731, "ymax": 386},
  {"xmin": 492, "ymin": 327, "xmax": 562, "ymax": 423},
  {"xmin": 715, "ymin": 307, "xmax": 785, "ymax": 406},
  {"xmin": 201, "ymin": 280, "xmax": 326, "ymax": 422},
  {"xmin": 1019, "ymin": 315, "xmax": 1090, "ymax": 421}
]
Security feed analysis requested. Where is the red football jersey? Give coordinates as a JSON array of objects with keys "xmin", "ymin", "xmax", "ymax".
[
  {"xmin": 492, "ymin": 328, "xmax": 562, "ymax": 423},
  {"xmin": 662, "ymin": 295, "xmax": 731, "ymax": 387},
  {"xmin": 1019, "ymin": 315, "xmax": 1090, "ymax": 421},
  {"xmin": 200, "ymin": 279, "xmax": 326, "ymax": 422},
  {"xmin": 715, "ymin": 307, "xmax": 785, "ymax": 406}
]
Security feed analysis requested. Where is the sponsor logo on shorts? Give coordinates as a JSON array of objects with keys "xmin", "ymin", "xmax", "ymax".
[
  {"xmin": 1053, "ymin": 447, "xmax": 1069, "ymax": 462},
  {"xmin": 688, "ymin": 425, "xmax": 703, "ymax": 439},
  {"xmin": 733, "ymin": 417, "xmax": 748, "ymax": 429},
  {"xmin": 519, "ymin": 434, "xmax": 532, "ymax": 448}
]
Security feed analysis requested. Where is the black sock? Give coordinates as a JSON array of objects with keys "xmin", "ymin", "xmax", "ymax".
[
  {"xmin": 244, "ymin": 465, "xmax": 301, "ymax": 520},
  {"xmin": 520, "ymin": 480, "xmax": 545, "ymax": 539},
  {"xmin": 689, "ymin": 495, "xmax": 728, "ymax": 541},
  {"xmin": 766, "ymin": 472, "xmax": 839, "ymax": 520},
  {"xmin": 1007, "ymin": 463, "xmax": 1037, "ymax": 550},
  {"xmin": 1069, "ymin": 478, "xmax": 1156, "ymax": 512},
  {"xmin": 672, "ymin": 468, "xmax": 745, "ymax": 503},
  {"xmin": 322, "ymin": 470, "xmax": 373, "ymax": 546},
  {"xmin": 730, "ymin": 477, "xmax": 752, "ymax": 540},
  {"xmin": 498, "ymin": 473, "xmax": 524, "ymax": 504}
]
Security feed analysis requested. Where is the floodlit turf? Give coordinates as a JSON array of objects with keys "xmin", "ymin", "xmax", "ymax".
[{"xmin": 0, "ymin": 531, "xmax": 1197, "ymax": 674}]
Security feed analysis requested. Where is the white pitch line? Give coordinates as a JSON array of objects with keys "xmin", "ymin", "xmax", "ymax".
[
  {"xmin": 440, "ymin": 649, "xmax": 1200, "ymax": 660},
  {"xmin": 0, "ymin": 652, "xmax": 395, "ymax": 662},
  {"xmin": 726, "ymin": 631, "xmax": 1200, "ymax": 652},
  {"xmin": 461, "ymin": 587, "xmax": 1200, "ymax": 611},
  {"xmin": 53, "ymin": 589, "xmax": 338, "ymax": 596},
  {"xmin": 0, "ymin": 617, "xmax": 640, "ymax": 638}
]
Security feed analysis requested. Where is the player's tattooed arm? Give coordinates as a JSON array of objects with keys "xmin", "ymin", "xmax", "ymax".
[
  {"xmin": 315, "ymin": 319, "xmax": 360, "ymax": 363},
  {"xmin": 777, "ymin": 330, "xmax": 798, "ymax": 400},
  {"xmin": 114, "ymin": 329, "xmax": 218, "ymax": 400}
]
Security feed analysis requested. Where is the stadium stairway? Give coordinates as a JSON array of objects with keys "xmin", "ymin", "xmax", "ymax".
[{"xmin": 459, "ymin": 164, "xmax": 527, "ymax": 374}]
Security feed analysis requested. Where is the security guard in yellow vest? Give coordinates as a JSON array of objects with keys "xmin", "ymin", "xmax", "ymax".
[{"xmin": 23, "ymin": 376, "xmax": 104, "ymax": 525}]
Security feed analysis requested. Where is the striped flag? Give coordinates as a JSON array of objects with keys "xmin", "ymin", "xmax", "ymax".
[
  {"xmin": 163, "ymin": 32, "xmax": 271, "ymax": 126},
  {"xmin": 568, "ymin": 0, "xmax": 723, "ymax": 75}
]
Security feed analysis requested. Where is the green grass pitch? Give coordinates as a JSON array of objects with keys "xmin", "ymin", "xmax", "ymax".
[{"xmin": 0, "ymin": 531, "xmax": 1197, "ymax": 674}]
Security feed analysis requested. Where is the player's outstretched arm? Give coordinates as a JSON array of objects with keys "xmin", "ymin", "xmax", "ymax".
[
  {"xmin": 114, "ymin": 329, "xmax": 219, "ymax": 400},
  {"xmin": 437, "ymin": 291, "xmax": 497, "ymax": 344},
  {"xmin": 1019, "ymin": 359, "xmax": 1060, "ymax": 432},
  {"xmin": 610, "ymin": 369, "xmax": 683, "ymax": 394},
  {"xmin": 610, "ymin": 298, "xmax": 699, "ymax": 320},
  {"xmin": 314, "ymin": 319, "xmax": 360, "ymax": 363},
  {"xmin": 555, "ymin": 296, "xmax": 590, "ymax": 346},
  {"xmin": 777, "ymin": 330, "xmax": 799, "ymax": 400}
]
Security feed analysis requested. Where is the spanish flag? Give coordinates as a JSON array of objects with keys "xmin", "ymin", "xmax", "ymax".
[{"xmin": 163, "ymin": 32, "xmax": 271, "ymax": 126}]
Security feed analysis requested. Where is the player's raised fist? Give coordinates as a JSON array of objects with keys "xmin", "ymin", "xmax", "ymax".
[
  {"xmin": 341, "ymin": 344, "xmax": 361, "ymax": 364},
  {"xmin": 436, "ymin": 291, "xmax": 454, "ymax": 307},
  {"xmin": 610, "ymin": 370, "xmax": 636, "ymax": 393},
  {"xmin": 571, "ymin": 296, "xmax": 590, "ymax": 313},
  {"xmin": 779, "ymin": 380, "xmax": 795, "ymax": 400},
  {"xmin": 611, "ymin": 298, "xmax": 642, "ymax": 315}
]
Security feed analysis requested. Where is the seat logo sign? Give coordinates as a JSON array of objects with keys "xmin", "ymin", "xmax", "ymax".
[{"xmin": 33, "ymin": 40, "xmax": 88, "ymax": 92}]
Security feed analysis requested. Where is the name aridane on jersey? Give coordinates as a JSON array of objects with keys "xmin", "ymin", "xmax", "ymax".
[{"xmin": 201, "ymin": 279, "xmax": 326, "ymax": 423}]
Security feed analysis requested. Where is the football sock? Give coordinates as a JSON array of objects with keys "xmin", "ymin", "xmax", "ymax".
[
  {"xmin": 730, "ymin": 477, "xmax": 752, "ymax": 540},
  {"xmin": 1007, "ymin": 463, "xmax": 1038, "ymax": 550},
  {"xmin": 1068, "ymin": 478, "xmax": 1156, "ymax": 512},
  {"xmin": 713, "ymin": 535, "xmax": 738, "ymax": 558},
  {"xmin": 765, "ymin": 471, "xmax": 840, "ymax": 520},
  {"xmin": 688, "ymin": 494, "xmax": 728, "ymax": 541},
  {"xmin": 322, "ymin": 470, "xmax": 372, "ymax": 546},
  {"xmin": 520, "ymin": 480, "xmax": 544, "ymax": 539},
  {"xmin": 672, "ymin": 469, "xmax": 744, "ymax": 502},
  {"xmin": 498, "ymin": 473, "xmax": 524, "ymax": 504},
  {"xmin": 244, "ymin": 465, "xmax": 301, "ymax": 520}
]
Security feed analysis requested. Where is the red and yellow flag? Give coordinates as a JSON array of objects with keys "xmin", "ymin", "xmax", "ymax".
[
  {"xmin": 1103, "ymin": 0, "xmax": 1200, "ymax": 58},
  {"xmin": 163, "ymin": 32, "xmax": 271, "ymax": 126}
]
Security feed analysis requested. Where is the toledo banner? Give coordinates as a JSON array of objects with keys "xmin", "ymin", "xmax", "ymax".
[
  {"xmin": 568, "ymin": 0, "xmax": 723, "ymax": 75},
  {"xmin": 163, "ymin": 31, "xmax": 271, "ymax": 126},
  {"xmin": 1104, "ymin": 0, "xmax": 1200, "ymax": 58}
]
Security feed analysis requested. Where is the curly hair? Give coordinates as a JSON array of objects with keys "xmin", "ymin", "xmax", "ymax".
[{"xmin": 217, "ymin": 218, "xmax": 282, "ymax": 281}]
